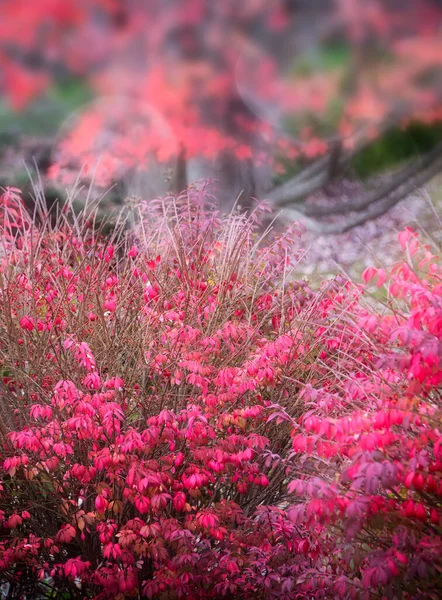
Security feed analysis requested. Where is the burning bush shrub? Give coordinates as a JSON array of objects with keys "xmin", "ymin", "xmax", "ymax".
[{"xmin": 0, "ymin": 186, "xmax": 440, "ymax": 598}]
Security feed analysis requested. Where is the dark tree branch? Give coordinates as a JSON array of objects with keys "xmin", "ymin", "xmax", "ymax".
[
  {"xmin": 327, "ymin": 140, "xmax": 343, "ymax": 182},
  {"xmin": 267, "ymin": 139, "xmax": 370, "ymax": 207},
  {"xmin": 267, "ymin": 112, "xmax": 408, "ymax": 208},
  {"xmin": 305, "ymin": 142, "xmax": 442, "ymax": 218},
  {"xmin": 267, "ymin": 170, "xmax": 330, "ymax": 206},
  {"xmin": 283, "ymin": 150, "xmax": 442, "ymax": 234}
]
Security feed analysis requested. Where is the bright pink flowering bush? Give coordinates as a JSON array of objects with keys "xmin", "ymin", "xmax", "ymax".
[{"xmin": 0, "ymin": 186, "xmax": 441, "ymax": 598}]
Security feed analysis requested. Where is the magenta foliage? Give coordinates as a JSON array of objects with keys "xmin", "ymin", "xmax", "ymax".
[{"xmin": 0, "ymin": 187, "xmax": 440, "ymax": 599}]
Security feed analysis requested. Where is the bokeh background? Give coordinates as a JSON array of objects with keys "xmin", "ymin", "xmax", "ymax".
[{"xmin": 1, "ymin": 0, "xmax": 442, "ymax": 276}]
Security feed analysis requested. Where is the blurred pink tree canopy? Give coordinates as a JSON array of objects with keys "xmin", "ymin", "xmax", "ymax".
[{"xmin": 1, "ymin": 0, "xmax": 442, "ymax": 222}]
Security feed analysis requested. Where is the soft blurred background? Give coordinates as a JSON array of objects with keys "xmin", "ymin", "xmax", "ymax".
[{"xmin": 1, "ymin": 0, "xmax": 442, "ymax": 277}]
